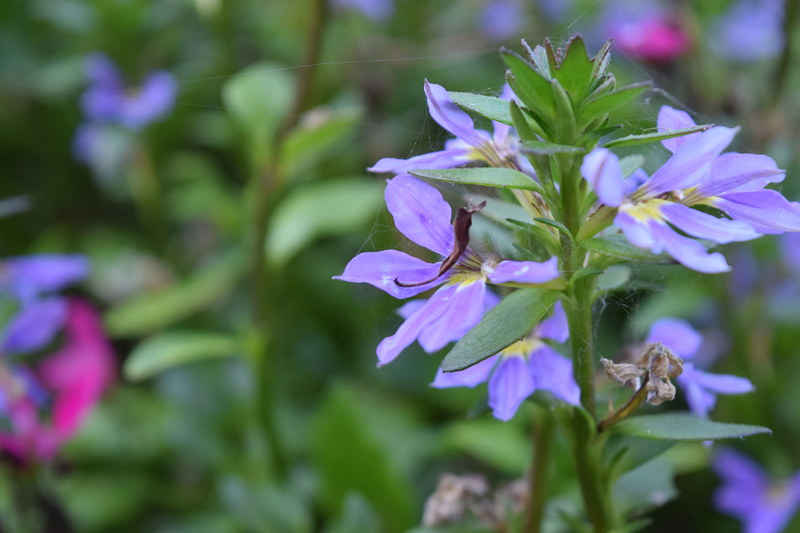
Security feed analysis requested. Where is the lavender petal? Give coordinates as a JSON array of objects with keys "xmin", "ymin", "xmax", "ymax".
[
  {"xmin": 334, "ymin": 249, "xmax": 444, "ymax": 299},
  {"xmin": 385, "ymin": 174, "xmax": 454, "ymax": 256},
  {"xmin": 488, "ymin": 257, "xmax": 560, "ymax": 285},
  {"xmin": 487, "ymin": 356, "xmax": 535, "ymax": 421}
]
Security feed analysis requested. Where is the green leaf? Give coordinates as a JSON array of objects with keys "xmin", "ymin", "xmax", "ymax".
[
  {"xmin": 596, "ymin": 264, "xmax": 631, "ymax": 292},
  {"xmin": 222, "ymin": 62, "xmax": 293, "ymax": 135},
  {"xmin": 619, "ymin": 154, "xmax": 646, "ymax": 178},
  {"xmin": 470, "ymin": 194, "xmax": 532, "ymax": 228},
  {"xmin": 124, "ymin": 332, "xmax": 238, "ymax": 382},
  {"xmin": 441, "ymin": 289, "xmax": 560, "ymax": 372},
  {"xmin": 609, "ymin": 519, "xmax": 653, "ymax": 533},
  {"xmin": 521, "ymin": 41, "xmax": 551, "ymax": 80},
  {"xmin": 601, "ymin": 125, "xmax": 712, "ymax": 149},
  {"xmin": 534, "ymin": 217, "xmax": 572, "ymax": 239},
  {"xmin": 449, "ymin": 92, "xmax": 513, "ymax": 125},
  {"xmin": 501, "ymin": 48, "xmax": 556, "ymax": 116},
  {"xmin": 610, "ymin": 413, "xmax": 772, "ymax": 441},
  {"xmin": 280, "ymin": 108, "xmax": 361, "ymax": 179},
  {"xmin": 612, "ymin": 456, "xmax": 678, "ymax": 515},
  {"xmin": 581, "ymin": 234, "xmax": 673, "ymax": 264},
  {"xmin": 578, "ymin": 82, "xmax": 652, "ymax": 128},
  {"xmin": 604, "ymin": 433, "xmax": 675, "ymax": 479},
  {"xmin": 410, "ymin": 168, "xmax": 544, "ymax": 194},
  {"xmin": 520, "ymin": 140, "xmax": 583, "ymax": 156},
  {"xmin": 569, "ymin": 266, "xmax": 603, "ymax": 286},
  {"xmin": 266, "ymin": 178, "xmax": 383, "ymax": 267},
  {"xmin": 553, "ymin": 35, "xmax": 594, "ymax": 102},
  {"xmin": 506, "ymin": 220, "xmax": 560, "ymax": 258},
  {"xmin": 105, "ymin": 251, "xmax": 246, "ymax": 337},
  {"xmin": 442, "ymin": 419, "xmax": 529, "ymax": 475},
  {"xmin": 551, "ymin": 79, "xmax": 577, "ymax": 142},
  {"xmin": 579, "ymin": 124, "xmax": 621, "ymax": 144},
  {"xmin": 590, "ymin": 40, "xmax": 613, "ymax": 86}
]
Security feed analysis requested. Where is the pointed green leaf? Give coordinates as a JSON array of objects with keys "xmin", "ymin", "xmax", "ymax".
[
  {"xmin": 522, "ymin": 41, "xmax": 552, "ymax": 80},
  {"xmin": 441, "ymin": 289, "xmax": 560, "ymax": 372},
  {"xmin": 619, "ymin": 154, "xmax": 646, "ymax": 178},
  {"xmin": 509, "ymin": 100, "xmax": 538, "ymax": 141},
  {"xmin": 449, "ymin": 92, "xmax": 513, "ymax": 125},
  {"xmin": 590, "ymin": 40, "xmax": 613, "ymax": 84},
  {"xmin": 501, "ymin": 48, "xmax": 556, "ymax": 115},
  {"xmin": 410, "ymin": 168, "xmax": 544, "ymax": 194},
  {"xmin": 610, "ymin": 413, "xmax": 771, "ymax": 441},
  {"xmin": 596, "ymin": 264, "xmax": 632, "ymax": 292},
  {"xmin": 580, "ymin": 124, "xmax": 622, "ymax": 144},
  {"xmin": 554, "ymin": 35, "xmax": 594, "ymax": 101},
  {"xmin": 579, "ymin": 82, "xmax": 652, "ymax": 128},
  {"xmin": 552, "ymin": 79, "xmax": 577, "ymax": 143},
  {"xmin": 124, "ymin": 331, "xmax": 238, "ymax": 381},
  {"xmin": 520, "ymin": 140, "xmax": 583, "ymax": 156},
  {"xmin": 534, "ymin": 217, "xmax": 572, "ymax": 239},
  {"xmin": 581, "ymin": 234, "xmax": 673, "ymax": 264},
  {"xmin": 601, "ymin": 125, "xmax": 713, "ymax": 148}
]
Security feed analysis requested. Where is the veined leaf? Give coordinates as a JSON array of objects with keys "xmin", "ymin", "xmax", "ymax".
[
  {"xmin": 610, "ymin": 413, "xmax": 771, "ymax": 441},
  {"xmin": 578, "ymin": 82, "xmax": 652, "ymax": 128},
  {"xmin": 601, "ymin": 125, "xmax": 712, "ymax": 149},
  {"xmin": 441, "ymin": 289, "xmax": 560, "ymax": 372},
  {"xmin": 581, "ymin": 234, "xmax": 673, "ymax": 264},
  {"xmin": 520, "ymin": 140, "xmax": 583, "ymax": 156},
  {"xmin": 410, "ymin": 168, "xmax": 544, "ymax": 194},
  {"xmin": 449, "ymin": 92, "xmax": 513, "ymax": 125},
  {"xmin": 124, "ymin": 331, "xmax": 238, "ymax": 381}
]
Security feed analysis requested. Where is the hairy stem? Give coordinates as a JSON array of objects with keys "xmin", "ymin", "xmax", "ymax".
[
  {"xmin": 567, "ymin": 280, "xmax": 596, "ymax": 417},
  {"xmin": 525, "ymin": 407, "xmax": 554, "ymax": 533}
]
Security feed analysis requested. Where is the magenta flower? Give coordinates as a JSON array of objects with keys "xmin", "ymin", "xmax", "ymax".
[
  {"xmin": 431, "ymin": 301, "xmax": 579, "ymax": 420},
  {"xmin": 713, "ymin": 449, "xmax": 800, "ymax": 533},
  {"xmin": 582, "ymin": 106, "xmax": 800, "ymax": 273},
  {"xmin": 709, "ymin": 0, "xmax": 785, "ymax": 63},
  {"xmin": 369, "ymin": 81, "xmax": 534, "ymax": 177},
  {"xmin": 80, "ymin": 52, "xmax": 177, "ymax": 131},
  {"xmin": 646, "ymin": 318, "xmax": 754, "ymax": 417},
  {"xmin": 602, "ymin": 2, "xmax": 691, "ymax": 61},
  {"xmin": 335, "ymin": 175, "xmax": 560, "ymax": 366},
  {"xmin": 0, "ymin": 299, "xmax": 115, "ymax": 461}
]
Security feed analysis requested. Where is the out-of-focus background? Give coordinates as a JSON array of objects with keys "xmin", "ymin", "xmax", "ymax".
[{"xmin": 1, "ymin": 0, "xmax": 799, "ymax": 531}]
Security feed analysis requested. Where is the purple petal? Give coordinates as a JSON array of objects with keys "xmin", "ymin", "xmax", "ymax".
[
  {"xmin": 716, "ymin": 190, "xmax": 800, "ymax": 233},
  {"xmin": 72, "ymin": 122, "xmax": 103, "ymax": 163},
  {"xmin": 424, "ymin": 80, "xmax": 491, "ymax": 148},
  {"xmin": 488, "ymin": 257, "xmax": 560, "ymax": 284},
  {"xmin": 4, "ymin": 255, "xmax": 90, "ymax": 302},
  {"xmin": 2, "ymin": 298, "xmax": 68, "ymax": 353},
  {"xmin": 615, "ymin": 211, "xmax": 659, "ymax": 250},
  {"xmin": 529, "ymin": 345, "xmax": 580, "ymax": 405},
  {"xmin": 385, "ymin": 175, "xmax": 454, "ymax": 256},
  {"xmin": 623, "ymin": 168, "xmax": 650, "ymax": 195},
  {"xmin": 745, "ymin": 504, "xmax": 800, "ymax": 533},
  {"xmin": 534, "ymin": 301, "xmax": 568, "ymax": 343},
  {"xmin": 709, "ymin": 0, "xmax": 785, "ymax": 63},
  {"xmin": 376, "ymin": 284, "xmax": 456, "ymax": 365},
  {"xmin": 334, "ymin": 249, "xmax": 443, "ymax": 299},
  {"xmin": 118, "ymin": 71, "xmax": 177, "ymax": 130},
  {"xmin": 480, "ymin": 0, "xmax": 524, "ymax": 42},
  {"xmin": 648, "ymin": 221, "xmax": 731, "ymax": 273},
  {"xmin": 84, "ymin": 52, "xmax": 124, "ymax": 88},
  {"xmin": 367, "ymin": 147, "xmax": 475, "ymax": 175},
  {"xmin": 647, "ymin": 318, "xmax": 703, "ymax": 359},
  {"xmin": 680, "ymin": 376, "xmax": 717, "ymax": 417},
  {"xmin": 643, "ymin": 126, "xmax": 738, "ymax": 197},
  {"xmin": 80, "ymin": 84, "xmax": 125, "ymax": 123},
  {"xmin": 657, "ymin": 106, "xmax": 699, "ymax": 153},
  {"xmin": 417, "ymin": 280, "xmax": 486, "ymax": 353},
  {"xmin": 781, "ymin": 232, "xmax": 800, "ymax": 272},
  {"xmin": 488, "ymin": 356, "xmax": 535, "ymax": 421},
  {"xmin": 683, "ymin": 364, "xmax": 754, "ymax": 395},
  {"xmin": 660, "ymin": 202, "xmax": 760, "ymax": 244},
  {"xmin": 431, "ymin": 355, "xmax": 497, "ymax": 388},
  {"xmin": 581, "ymin": 148, "xmax": 624, "ymax": 207},
  {"xmin": 695, "ymin": 153, "xmax": 784, "ymax": 198},
  {"xmin": 713, "ymin": 449, "xmax": 769, "ymax": 518},
  {"xmin": 397, "ymin": 299, "xmax": 426, "ymax": 319}
]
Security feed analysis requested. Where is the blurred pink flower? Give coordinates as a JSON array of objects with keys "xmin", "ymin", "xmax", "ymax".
[
  {"xmin": 611, "ymin": 16, "xmax": 691, "ymax": 61},
  {"xmin": 0, "ymin": 299, "xmax": 115, "ymax": 461}
]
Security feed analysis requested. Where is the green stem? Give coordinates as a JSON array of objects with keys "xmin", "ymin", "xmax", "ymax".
[
  {"xmin": 566, "ymin": 281, "xmax": 596, "ymax": 417},
  {"xmin": 525, "ymin": 407, "xmax": 554, "ymax": 533},
  {"xmin": 597, "ymin": 375, "xmax": 650, "ymax": 433}
]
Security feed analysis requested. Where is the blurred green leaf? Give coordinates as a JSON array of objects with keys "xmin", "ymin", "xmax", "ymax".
[
  {"xmin": 520, "ymin": 140, "xmax": 583, "ymax": 156},
  {"xmin": 449, "ymin": 92, "xmax": 513, "ymax": 125},
  {"xmin": 612, "ymin": 456, "xmax": 678, "ymax": 515},
  {"xmin": 582, "ymin": 234, "xmax": 672, "ymax": 264},
  {"xmin": 218, "ymin": 477, "xmax": 312, "ymax": 533},
  {"xmin": 603, "ymin": 433, "xmax": 675, "ymax": 480},
  {"xmin": 595, "ymin": 265, "xmax": 631, "ymax": 292},
  {"xmin": 311, "ymin": 385, "xmax": 416, "ymax": 532},
  {"xmin": 441, "ymin": 289, "xmax": 560, "ymax": 372},
  {"xmin": 105, "ymin": 250, "xmax": 245, "ymax": 337},
  {"xmin": 610, "ymin": 413, "xmax": 771, "ymax": 441},
  {"xmin": 281, "ymin": 108, "xmax": 362, "ymax": 179},
  {"xmin": 410, "ymin": 168, "xmax": 544, "ymax": 193},
  {"xmin": 326, "ymin": 493, "xmax": 384, "ymax": 533},
  {"xmin": 265, "ymin": 177, "xmax": 382, "ymax": 267},
  {"xmin": 124, "ymin": 331, "xmax": 238, "ymax": 381},
  {"xmin": 602, "ymin": 125, "xmax": 711, "ymax": 149},
  {"xmin": 569, "ymin": 266, "xmax": 604, "ymax": 287},
  {"xmin": 222, "ymin": 61, "xmax": 294, "ymax": 134},
  {"xmin": 442, "ymin": 419, "xmax": 529, "ymax": 475},
  {"xmin": 619, "ymin": 154, "xmax": 645, "ymax": 178}
]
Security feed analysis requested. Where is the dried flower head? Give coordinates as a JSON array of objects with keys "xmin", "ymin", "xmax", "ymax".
[{"xmin": 422, "ymin": 474, "xmax": 489, "ymax": 527}]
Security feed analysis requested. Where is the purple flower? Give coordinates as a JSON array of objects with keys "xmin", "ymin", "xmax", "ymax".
[
  {"xmin": 0, "ymin": 255, "xmax": 90, "ymax": 354},
  {"xmin": 480, "ymin": 0, "xmax": 525, "ymax": 42},
  {"xmin": 709, "ymin": 0, "xmax": 785, "ymax": 63},
  {"xmin": 369, "ymin": 82, "xmax": 534, "ymax": 178},
  {"xmin": 582, "ymin": 106, "xmax": 800, "ymax": 273},
  {"xmin": 335, "ymin": 175, "xmax": 560, "ymax": 366},
  {"xmin": 431, "ymin": 301, "xmax": 579, "ymax": 420},
  {"xmin": 80, "ymin": 52, "xmax": 177, "ymax": 131},
  {"xmin": 713, "ymin": 448, "xmax": 800, "ymax": 533},
  {"xmin": 646, "ymin": 318, "xmax": 754, "ymax": 417},
  {"xmin": 330, "ymin": 0, "xmax": 394, "ymax": 21}
]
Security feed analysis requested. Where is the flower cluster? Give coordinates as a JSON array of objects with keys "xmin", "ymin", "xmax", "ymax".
[{"xmin": 0, "ymin": 255, "xmax": 114, "ymax": 461}]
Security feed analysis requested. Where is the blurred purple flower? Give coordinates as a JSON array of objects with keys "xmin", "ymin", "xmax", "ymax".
[
  {"xmin": 537, "ymin": 0, "xmax": 573, "ymax": 23},
  {"xmin": 781, "ymin": 232, "xmax": 800, "ymax": 272},
  {"xmin": 432, "ymin": 301, "xmax": 579, "ymax": 420},
  {"xmin": 369, "ymin": 81, "xmax": 535, "ymax": 178},
  {"xmin": 480, "ymin": 0, "xmax": 525, "ymax": 42},
  {"xmin": 583, "ymin": 106, "xmax": 800, "ymax": 273},
  {"xmin": 80, "ymin": 52, "xmax": 177, "ymax": 131},
  {"xmin": 709, "ymin": 0, "xmax": 785, "ymax": 63},
  {"xmin": 600, "ymin": 1, "xmax": 690, "ymax": 61},
  {"xmin": 713, "ymin": 448, "xmax": 800, "ymax": 533},
  {"xmin": 647, "ymin": 318, "xmax": 754, "ymax": 417},
  {"xmin": 335, "ymin": 175, "xmax": 560, "ymax": 366},
  {"xmin": 330, "ymin": 0, "xmax": 394, "ymax": 21}
]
